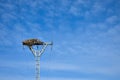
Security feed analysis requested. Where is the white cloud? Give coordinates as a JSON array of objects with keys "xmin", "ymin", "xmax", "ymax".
[
  {"xmin": 0, "ymin": 76, "xmax": 96, "ymax": 80},
  {"xmin": 41, "ymin": 62, "xmax": 80, "ymax": 71},
  {"xmin": 69, "ymin": 5, "xmax": 81, "ymax": 16},
  {"xmin": 1, "ymin": 59, "xmax": 119, "ymax": 76},
  {"xmin": 0, "ymin": 76, "xmax": 34, "ymax": 80},
  {"xmin": 69, "ymin": 0, "xmax": 87, "ymax": 16},
  {"xmin": 92, "ymin": 2, "xmax": 106, "ymax": 14},
  {"xmin": 106, "ymin": 15, "xmax": 118, "ymax": 24},
  {"xmin": 41, "ymin": 77, "xmax": 96, "ymax": 80},
  {"xmin": 0, "ymin": 1, "xmax": 120, "ymax": 80}
]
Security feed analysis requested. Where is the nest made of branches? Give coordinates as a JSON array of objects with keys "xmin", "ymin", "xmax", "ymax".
[{"xmin": 22, "ymin": 39, "xmax": 44, "ymax": 46}]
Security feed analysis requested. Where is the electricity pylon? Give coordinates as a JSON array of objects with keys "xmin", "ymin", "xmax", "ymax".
[{"xmin": 22, "ymin": 39, "xmax": 53, "ymax": 80}]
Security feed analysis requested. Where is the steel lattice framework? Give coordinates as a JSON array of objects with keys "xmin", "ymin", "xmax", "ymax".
[{"xmin": 22, "ymin": 39, "xmax": 52, "ymax": 80}]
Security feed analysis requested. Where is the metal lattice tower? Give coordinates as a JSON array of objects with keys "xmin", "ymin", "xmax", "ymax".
[{"xmin": 22, "ymin": 39, "xmax": 52, "ymax": 80}]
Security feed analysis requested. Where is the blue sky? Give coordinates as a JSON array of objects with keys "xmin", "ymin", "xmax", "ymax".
[{"xmin": 0, "ymin": 0, "xmax": 120, "ymax": 80}]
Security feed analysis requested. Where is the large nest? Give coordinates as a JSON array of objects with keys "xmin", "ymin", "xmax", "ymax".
[{"xmin": 22, "ymin": 39, "xmax": 44, "ymax": 46}]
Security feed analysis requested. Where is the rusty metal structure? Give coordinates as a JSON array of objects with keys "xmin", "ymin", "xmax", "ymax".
[{"xmin": 22, "ymin": 38, "xmax": 52, "ymax": 80}]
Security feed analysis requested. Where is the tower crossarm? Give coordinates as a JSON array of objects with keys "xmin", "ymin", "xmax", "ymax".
[
  {"xmin": 38, "ymin": 44, "xmax": 48, "ymax": 56},
  {"xmin": 29, "ymin": 46, "xmax": 36, "ymax": 56},
  {"xmin": 29, "ymin": 42, "xmax": 52, "ymax": 57}
]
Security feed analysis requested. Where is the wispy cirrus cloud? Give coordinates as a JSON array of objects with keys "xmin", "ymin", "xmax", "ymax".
[
  {"xmin": 1, "ymin": 59, "xmax": 120, "ymax": 76},
  {"xmin": 0, "ymin": 76, "xmax": 100, "ymax": 80},
  {"xmin": 0, "ymin": 0, "xmax": 120, "ymax": 80},
  {"xmin": 41, "ymin": 77, "xmax": 97, "ymax": 80}
]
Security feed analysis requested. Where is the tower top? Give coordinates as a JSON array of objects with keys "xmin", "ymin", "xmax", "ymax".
[{"xmin": 22, "ymin": 38, "xmax": 44, "ymax": 46}]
